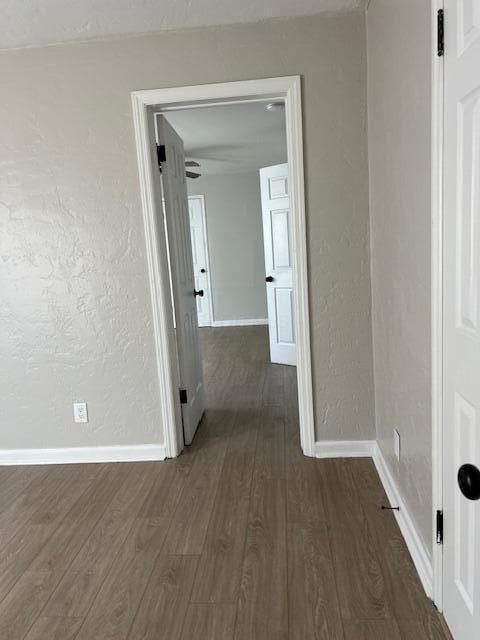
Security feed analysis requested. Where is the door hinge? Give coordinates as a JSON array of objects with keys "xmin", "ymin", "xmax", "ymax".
[
  {"xmin": 179, "ymin": 388, "xmax": 188, "ymax": 405},
  {"xmin": 157, "ymin": 144, "xmax": 166, "ymax": 165},
  {"xmin": 437, "ymin": 9, "xmax": 444, "ymax": 57},
  {"xmin": 436, "ymin": 510, "xmax": 443, "ymax": 544}
]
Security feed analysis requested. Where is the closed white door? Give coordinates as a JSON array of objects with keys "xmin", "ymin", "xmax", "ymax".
[
  {"xmin": 260, "ymin": 163, "xmax": 296, "ymax": 366},
  {"xmin": 443, "ymin": 2, "xmax": 480, "ymax": 638},
  {"xmin": 188, "ymin": 196, "xmax": 212, "ymax": 327},
  {"xmin": 157, "ymin": 115, "xmax": 205, "ymax": 445}
]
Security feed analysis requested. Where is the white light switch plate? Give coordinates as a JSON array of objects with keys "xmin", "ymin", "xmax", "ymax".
[
  {"xmin": 73, "ymin": 401, "xmax": 88, "ymax": 424},
  {"xmin": 394, "ymin": 428, "xmax": 401, "ymax": 461}
]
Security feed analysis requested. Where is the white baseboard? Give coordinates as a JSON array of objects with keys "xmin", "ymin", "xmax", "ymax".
[
  {"xmin": 372, "ymin": 443, "xmax": 433, "ymax": 599},
  {"xmin": 0, "ymin": 444, "xmax": 167, "ymax": 466},
  {"xmin": 211, "ymin": 318, "xmax": 268, "ymax": 327},
  {"xmin": 313, "ymin": 439, "xmax": 376, "ymax": 458}
]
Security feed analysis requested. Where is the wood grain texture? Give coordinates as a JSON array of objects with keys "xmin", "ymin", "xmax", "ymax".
[
  {"xmin": 318, "ymin": 459, "xmax": 391, "ymax": 622},
  {"xmin": 343, "ymin": 620, "xmax": 402, "ymax": 640},
  {"xmin": 128, "ymin": 555, "xmax": 198, "ymax": 640},
  {"xmin": 44, "ymin": 463, "xmax": 161, "ymax": 618},
  {"xmin": 24, "ymin": 616, "xmax": 84, "ymax": 640},
  {"xmin": 234, "ymin": 478, "xmax": 288, "ymax": 640},
  {"xmin": 181, "ymin": 604, "xmax": 236, "ymax": 640},
  {"xmin": 0, "ymin": 327, "xmax": 451, "ymax": 640}
]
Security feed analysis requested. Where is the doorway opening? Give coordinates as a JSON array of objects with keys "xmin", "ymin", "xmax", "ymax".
[{"xmin": 131, "ymin": 77, "xmax": 314, "ymax": 458}]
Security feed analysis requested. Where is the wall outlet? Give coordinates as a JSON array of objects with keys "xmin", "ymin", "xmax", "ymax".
[
  {"xmin": 73, "ymin": 401, "xmax": 89, "ymax": 424},
  {"xmin": 394, "ymin": 428, "xmax": 401, "ymax": 461}
]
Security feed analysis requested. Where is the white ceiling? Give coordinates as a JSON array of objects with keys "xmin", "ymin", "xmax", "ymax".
[
  {"xmin": 0, "ymin": 0, "xmax": 366, "ymax": 50},
  {"xmin": 162, "ymin": 102, "xmax": 287, "ymax": 176}
]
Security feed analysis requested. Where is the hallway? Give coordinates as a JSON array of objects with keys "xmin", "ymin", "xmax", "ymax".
[{"xmin": 0, "ymin": 327, "xmax": 450, "ymax": 639}]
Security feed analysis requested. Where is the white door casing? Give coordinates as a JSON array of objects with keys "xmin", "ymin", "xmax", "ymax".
[
  {"xmin": 260, "ymin": 163, "xmax": 296, "ymax": 366},
  {"xmin": 443, "ymin": 1, "xmax": 480, "ymax": 637},
  {"xmin": 188, "ymin": 195, "xmax": 213, "ymax": 327},
  {"xmin": 157, "ymin": 115, "xmax": 205, "ymax": 445},
  {"xmin": 131, "ymin": 77, "xmax": 315, "ymax": 458}
]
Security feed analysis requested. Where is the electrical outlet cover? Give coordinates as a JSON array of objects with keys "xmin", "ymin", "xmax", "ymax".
[{"xmin": 73, "ymin": 401, "xmax": 88, "ymax": 424}]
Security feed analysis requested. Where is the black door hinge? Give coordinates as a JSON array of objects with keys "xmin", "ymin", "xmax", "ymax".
[
  {"xmin": 157, "ymin": 144, "xmax": 166, "ymax": 165},
  {"xmin": 179, "ymin": 388, "xmax": 188, "ymax": 405},
  {"xmin": 437, "ymin": 9, "xmax": 444, "ymax": 57},
  {"xmin": 436, "ymin": 510, "xmax": 443, "ymax": 544}
]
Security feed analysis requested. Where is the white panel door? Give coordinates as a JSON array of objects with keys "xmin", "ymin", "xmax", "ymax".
[
  {"xmin": 443, "ymin": 2, "xmax": 480, "ymax": 638},
  {"xmin": 157, "ymin": 115, "xmax": 205, "ymax": 445},
  {"xmin": 260, "ymin": 163, "xmax": 296, "ymax": 366},
  {"xmin": 188, "ymin": 196, "xmax": 212, "ymax": 327}
]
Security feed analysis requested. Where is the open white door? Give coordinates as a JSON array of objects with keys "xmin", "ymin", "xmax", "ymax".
[
  {"xmin": 157, "ymin": 115, "xmax": 205, "ymax": 445},
  {"xmin": 260, "ymin": 163, "xmax": 296, "ymax": 366},
  {"xmin": 188, "ymin": 196, "xmax": 212, "ymax": 327},
  {"xmin": 443, "ymin": 2, "xmax": 480, "ymax": 638}
]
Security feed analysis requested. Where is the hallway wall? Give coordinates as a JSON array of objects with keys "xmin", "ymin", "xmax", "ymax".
[
  {"xmin": 188, "ymin": 172, "xmax": 267, "ymax": 324},
  {"xmin": 367, "ymin": 0, "xmax": 433, "ymax": 554}
]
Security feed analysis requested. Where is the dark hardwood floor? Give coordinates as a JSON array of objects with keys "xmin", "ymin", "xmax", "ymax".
[{"xmin": 0, "ymin": 326, "xmax": 451, "ymax": 639}]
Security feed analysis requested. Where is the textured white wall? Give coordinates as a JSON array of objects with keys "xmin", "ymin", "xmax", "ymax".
[
  {"xmin": 0, "ymin": 12, "xmax": 374, "ymax": 450},
  {"xmin": 188, "ymin": 172, "xmax": 267, "ymax": 323},
  {"xmin": 367, "ymin": 0, "xmax": 432, "ymax": 552}
]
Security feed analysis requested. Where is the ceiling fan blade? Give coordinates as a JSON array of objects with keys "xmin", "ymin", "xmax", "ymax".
[
  {"xmin": 186, "ymin": 171, "xmax": 201, "ymax": 179},
  {"xmin": 185, "ymin": 160, "xmax": 200, "ymax": 167}
]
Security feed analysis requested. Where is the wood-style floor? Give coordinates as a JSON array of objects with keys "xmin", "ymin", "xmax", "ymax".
[{"xmin": 0, "ymin": 326, "xmax": 451, "ymax": 639}]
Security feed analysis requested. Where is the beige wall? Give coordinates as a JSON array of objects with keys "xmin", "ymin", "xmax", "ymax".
[
  {"xmin": 188, "ymin": 172, "xmax": 267, "ymax": 323},
  {"xmin": 367, "ymin": 0, "xmax": 432, "ymax": 552},
  {"xmin": 0, "ymin": 12, "xmax": 374, "ymax": 450}
]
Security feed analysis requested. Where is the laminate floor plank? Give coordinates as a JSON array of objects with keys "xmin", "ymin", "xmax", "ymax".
[
  {"xmin": 396, "ymin": 616, "xmax": 454, "ymax": 640},
  {"xmin": 181, "ymin": 603, "xmax": 236, "ymax": 640},
  {"xmin": 0, "ymin": 464, "xmax": 127, "ymax": 639},
  {"xmin": 190, "ymin": 409, "xmax": 259, "ymax": 604},
  {"xmin": 23, "ymin": 615, "xmax": 84, "ymax": 640},
  {"xmin": 0, "ymin": 465, "xmax": 105, "ymax": 604},
  {"xmin": 128, "ymin": 555, "xmax": 198, "ymax": 640},
  {"xmin": 75, "ymin": 516, "xmax": 171, "ymax": 640},
  {"xmin": 287, "ymin": 521, "xmax": 344, "ymax": 640},
  {"xmin": 161, "ymin": 411, "xmax": 235, "ymax": 556},
  {"xmin": 343, "ymin": 620, "xmax": 402, "ymax": 640},
  {"xmin": 234, "ymin": 478, "xmax": 288, "ymax": 640},
  {"xmin": 44, "ymin": 462, "xmax": 163, "ymax": 618},
  {"xmin": 0, "ymin": 466, "xmax": 48, "ymax": 514},
  {"xmin": 0, "ymin": 464, "xmax": 94, "ymax": 550},
  {"xmin": 252, "ymin": 405, "xmax": 286, "ymax": 483},
  {"xmin": 318, "ymin": 459, "xmax": 391, "ymax": 622}
]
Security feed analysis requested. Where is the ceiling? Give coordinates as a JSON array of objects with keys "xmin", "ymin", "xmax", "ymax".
[
  {"xmin": 162, "ymin": 102, "xmax": 287, "ymax": 176},
  {"xmin": 0, "ymin": 0, "xmax": 366, "ymax": 50}
]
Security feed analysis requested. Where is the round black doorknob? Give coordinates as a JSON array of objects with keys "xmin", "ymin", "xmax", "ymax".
[
  {"xmin": 265, "ymin": 275, "xmax": 274, "ymax": 283},
  {"xmin": 194, "ymin": 289, "xmax": 204, "ymax": 297},
  {"xmin": 200, "ymin": 268, "xmax": 206, "ymax": 273},
  {"xmin": 458, "ymin": 464, "xmax": 480, "ymax": 500}
]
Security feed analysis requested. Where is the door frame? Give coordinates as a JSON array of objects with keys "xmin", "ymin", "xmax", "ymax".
[
  {"xmin": 188, "ymin": 194, "xmax": 214, "ymax": 327},
  {"xmin": 131, "ymin": 76, "xmax": 315, "ymax": 459},
  {"xmin": 431, "ymin": 0, "xmax": 444, "ymax": 610}
]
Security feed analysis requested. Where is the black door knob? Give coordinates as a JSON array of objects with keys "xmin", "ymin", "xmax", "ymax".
[
  {"xmin": 265, "ymin": 276, "xmax": 274, "ymax": 283},
  {"xmin": 458, "ymin": 464, "xmax": 480, "ymax": 500},
  {"xmin": 194, "ymin": 289, "xmax": 204, "ymax": 297},
  {"xmin": 200, "ymin": 268, "xmax": 206, "ymax": 273}
]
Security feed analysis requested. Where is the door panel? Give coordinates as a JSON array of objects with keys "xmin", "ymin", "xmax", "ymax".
[
  {"xmin": 443, "ymin": 2, "xmax": 480, "ymax": 637},
  {"xmin": 188, "ymin": 196, "xmax": 212, "ymax": 327},
  {"xmin": 156, "ymin": 115, "xmax": 205, "ymax": 445},
  {"xmin": 260, "ymin": 163, "xmax": 296, "ymax": 366}
]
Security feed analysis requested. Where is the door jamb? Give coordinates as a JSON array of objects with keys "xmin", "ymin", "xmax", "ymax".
[
  {"xmin": 188, "ymin": 194, "xmax": 214, "ymax": 327},
  {"xmin": 131, "ymin": 76, "xmax": 315, "ymax": 459},
  {"xmin": 431, "ymin": 0, "xmax": 444, "ymax": 611}
]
